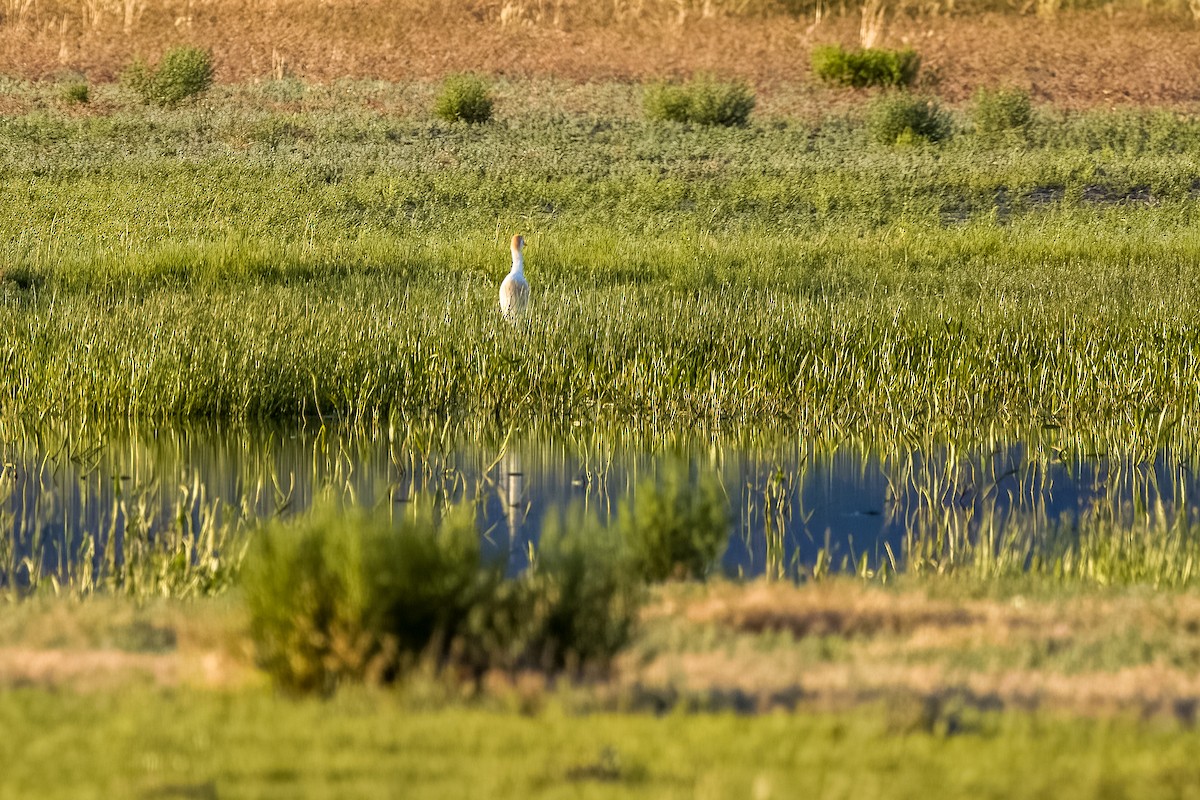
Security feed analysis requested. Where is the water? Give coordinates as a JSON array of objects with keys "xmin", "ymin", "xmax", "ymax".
[{"xmin": 1, "ymin": 421, "xmax": 1197, "ymax": 584}]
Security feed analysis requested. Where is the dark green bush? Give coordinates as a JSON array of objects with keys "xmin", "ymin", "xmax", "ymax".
[
  {"xmin": 644, "ymin": 75, "xmax": 756, "ymax": 126},
  {"xmin": 61, "ymin": 82, "xmax": 89, "ymax": 105},
  {"xmin": 620, "ymin": 470, "xmax": 729, "ymax": 581},
  {"xmin": 972, "ymin": 86, "xmax": 1034, "ymax": 136},
  {"xmin": 122, "ymin": 45, "xmax": 214, "ymax": 106},
  {"xmin": 434, "ymin": 74, "xmax": 494, "ymax": 124},
  {"xmin": 243, "ymin": 500, "xmax": 642, "ymax": 694},
  {"xmin": 811, "ymin": 44, "xmax": 920, "ymax": 89},
  {"xmin": 868, "ymin": 93, "xmax": 953, "ymax": 145}
]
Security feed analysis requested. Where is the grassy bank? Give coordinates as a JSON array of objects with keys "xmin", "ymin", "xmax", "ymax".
[
  {"xmin": 5, "ymin": 583, "xmax": 1200, "ymax": 797},
  {"xmin": 5, "ymin": 688, "xmax": 1200, "ymax": 799}
]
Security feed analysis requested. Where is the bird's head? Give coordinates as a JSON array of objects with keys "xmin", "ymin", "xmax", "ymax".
[{"xmin": 511, "ymin": 234, "xmax": 525, "ymax": 253}]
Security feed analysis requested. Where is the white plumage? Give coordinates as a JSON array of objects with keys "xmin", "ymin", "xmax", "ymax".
[{"xmin": 499, "ymin": 233, "xmax": 529, "ymax": 320}]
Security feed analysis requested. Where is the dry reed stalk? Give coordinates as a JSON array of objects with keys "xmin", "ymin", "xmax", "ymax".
[
  {"xmin": 57, "ymin": 15, "xmax": 70, "ymax": 63},
  {"xmin": 1032, "ymin": 0, "xmax": 1059, "ymax": 18},
  {"xmin": 859, "ymin": 0, "xmax": 886, "ymax": 47},
  {"xmin": 2, "ymin": 0, "xmax": 34, "ymax": 25},
  {"xmin": 270, "ymin": 47, "xmax": 288, "ymax": 79}
]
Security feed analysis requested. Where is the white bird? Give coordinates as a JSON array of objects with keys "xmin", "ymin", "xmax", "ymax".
[{"xmin": 498, "ymin": 233, "xmax": 530, "ymax": 320}]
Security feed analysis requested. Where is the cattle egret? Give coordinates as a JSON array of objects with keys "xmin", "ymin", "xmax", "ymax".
[{"xmin": 499, "ymin": 234, "xmax": 530, "ymax": 320}]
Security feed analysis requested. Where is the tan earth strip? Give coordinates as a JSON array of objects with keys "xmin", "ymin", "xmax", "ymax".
[{"xmin": 1, "ymin": 7, "xmax": 1199, "ymax": 107}]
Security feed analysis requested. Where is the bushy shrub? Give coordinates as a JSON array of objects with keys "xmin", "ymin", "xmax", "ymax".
[
  {"xmin": 242, "ymin": 501, "xmax": 491, "ymax": 694},
  {"xmin": 868, "ymin": 93, "xmax": 952, "ymax": 145},
  {"xmin": 811, "ymin": 44, "xmax": 920, "ymax": 89},
  {"xmin": 644, "ymin": 75, "xmax": 755, "ymax": 126},
  {"xmin": 122, "ymin": 46, "xmax": 214, "ymax": 106},
  {"xmin": 620, "ymin": 470, "xmax": 729, "ymax": 581},
  {"xmin": 61, "ymin": 82, "xmax": 89, "ymax": 105},
  {"xmin": 525, "ymin": 511, "xmax": 642, "ymax": 670},
  {"xmin": 972, "ymin": 86, "xmax": 1033, "ymax": 136},
  {"xmin": 434, "ymin": 74, "xmax": 493, "ymax": 124},
  {"xmin": 243, "ymin": 500, "xmax": 642, "ymax": 693},
  {"xmin": 643, "ymin": 83, "xmax": 692, "ymax": 123}
]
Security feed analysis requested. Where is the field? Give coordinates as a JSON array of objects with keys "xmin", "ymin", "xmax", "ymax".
[
  {"xmin": 5, "ymin": 81, "xmax": 1200, "ymax": 438},
  {"xmin": 6, "ymin": 2, "xmax": 1200, "ymax": 795}
]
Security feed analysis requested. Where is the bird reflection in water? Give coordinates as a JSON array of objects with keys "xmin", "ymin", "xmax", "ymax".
[{"xmin": 499, "ymin": 451, "xmax": 528, "ymax": 566}]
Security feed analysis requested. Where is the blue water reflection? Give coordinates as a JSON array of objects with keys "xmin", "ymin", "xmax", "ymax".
[{"xmin": 0, "ymin": 423, "xmax": 1195, "ymax": 582}]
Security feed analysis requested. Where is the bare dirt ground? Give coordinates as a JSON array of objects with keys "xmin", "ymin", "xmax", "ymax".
[{"xmin": 2, "ymin": 3, "xmax": 1200, "ymax": 108}]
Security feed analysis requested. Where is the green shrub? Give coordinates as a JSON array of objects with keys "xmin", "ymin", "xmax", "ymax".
[
  {"xmin": 243, "ymin": 501, "xmax": 493, "ymax": 694},
  {"xmin": 811, "ymin": 44, "xmax": 920, "ymax": 89},
  {"xmin": 868, "ymin": 93, "xmax": 952, "ymax": 145},
  {"xmin": 122, "ymin": 45, "xmax": 214, "ymax": 106},
  {"xmin": 644, "ymin": 75, "xmax": 755, "ymax": 126},
  {"xmin": 643, "ymin": 83, "xmax": 692, "ymax": 123},
  {"xmin": 620, "ymin": 470, "xmax": 729, "ymax": 581},
  {"xmin": 243, "ymin": 500, "xmax": 642, "ymax": 694},
  {"xmin": 61, "ymin": 82, "xmax": 89, "ymax": 105},
  {"xmin": 972, "ymin": 86, "xmax": 1034, "ymax": 136},
  {"xmin": 434, "ymin": 74, "xmax": 493, "ymax": 124},
  {"xmin": 524, "ymin": 511, "xmax": 642, "ymax": 670}
]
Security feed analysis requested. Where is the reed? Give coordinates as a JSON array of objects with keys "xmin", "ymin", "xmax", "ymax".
[
  {"xmin": 5, "ymin": 0, "xmax": 1200, "ymax": 34},
  {"xmin": 5, "ymin": 271, "xmax": 1200, "ymax": 440},
  {"xmin": 0, "ymin": 468, "xmax": 249, "ymax": 599},
  {"xmin": 1, "ymin": 92, "xmax": 1200, "ymax": 439}
]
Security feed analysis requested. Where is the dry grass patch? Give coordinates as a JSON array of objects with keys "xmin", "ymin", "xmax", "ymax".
[
  {"xmin": 621, "ymin": 581, "xmax": 1200, "ymax": 718},
  {"xmin": 679, "ymin": 581, "xmax": 978, "ymax": 637},
  {"xmin": 0, "ymin": 596, "xmax": 256, "ymax": 690}
]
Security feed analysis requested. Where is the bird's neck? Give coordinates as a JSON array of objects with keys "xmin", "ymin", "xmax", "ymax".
[{"xmin": 510, "ymin": 252, "xmax": 524, "ymax": 274}]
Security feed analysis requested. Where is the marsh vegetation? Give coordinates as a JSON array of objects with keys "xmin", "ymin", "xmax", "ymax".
[
  {"xmin": 2, "ymin": 7, "xmax": 1200, "ymax": 789},
  {"xmin": 3, "ymin": 83, "xmax": 1200, "ymax": 438}
]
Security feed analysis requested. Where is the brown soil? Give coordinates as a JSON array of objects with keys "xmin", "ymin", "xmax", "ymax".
[{"xmin": 2, "ymin": 3, "xmax": 1200, "ymax": 108}]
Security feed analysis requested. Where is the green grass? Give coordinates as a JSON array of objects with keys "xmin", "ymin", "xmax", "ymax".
[
  {"xmin": 2, "ymin": 80, "xmax": 1200, "ymax": 439},
  {"xmin": 2, "ymin": 686, "xmax": 1200, "ymax": 799},
  {"xmin": 5, "ymin": 262, "xmax": 1200, "ymax": 435}
]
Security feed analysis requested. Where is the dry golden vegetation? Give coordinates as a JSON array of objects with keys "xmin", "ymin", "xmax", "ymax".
[
  {"xmin": 621, "ymin": 582, "xmax": 1200, "ymax": 719},
  {"xmin": 2, "ymin": 1, "xmax": 1200, "ymax": 107},
  {"xmin": 0, "ymin": 597, "xmax": 254, "ymax": 691},
  {"xmin": 7, "ymin": 583, "xmax": 1200, "ymax": 722}
]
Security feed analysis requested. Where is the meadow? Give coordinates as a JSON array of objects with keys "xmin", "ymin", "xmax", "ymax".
[{"xmin": 4, "ymin": 81, "xmax": 1200, "ymax": 438}]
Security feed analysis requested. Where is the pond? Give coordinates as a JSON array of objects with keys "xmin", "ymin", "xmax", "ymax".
[{"xmin": 1, "ymin": 421, "xmax": 1196, "ymax": 585}]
